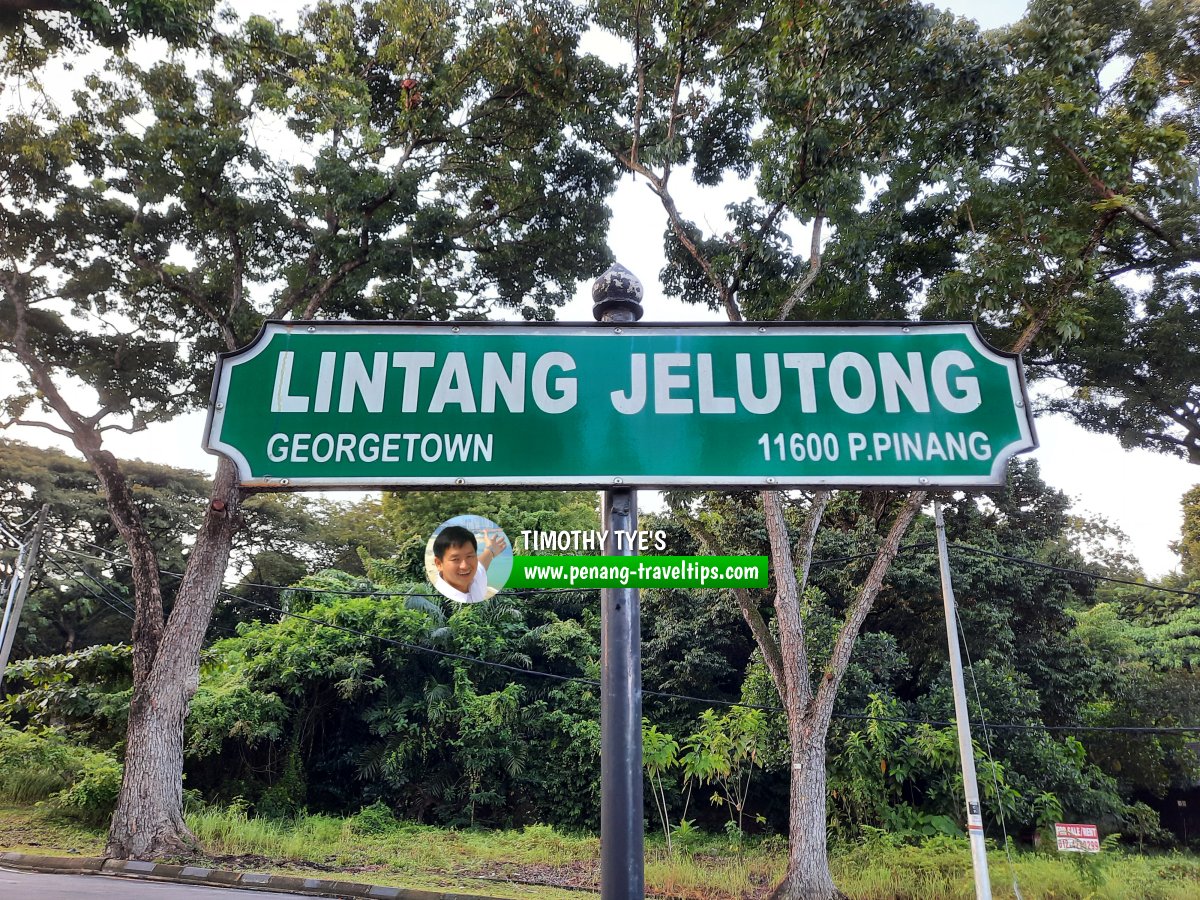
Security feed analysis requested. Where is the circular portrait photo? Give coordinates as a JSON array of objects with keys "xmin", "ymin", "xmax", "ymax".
[{"xmin": 424, "ymin": 514, "xmax": 512, "ymax": 604}]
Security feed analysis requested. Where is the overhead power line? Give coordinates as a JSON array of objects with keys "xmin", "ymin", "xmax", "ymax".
[
  {"xmin": 947, "ymin": 543, "xmax": 1200, "ymax": 598},
  {"xmin": 38, "ymin": 538, "xmax": 1200, "ymax": 736},
  {"xmin": 58, "ymin": 540, "xmax": 1200, "ymax": 601},
  {"xmin": 42, "ymin": 554, "xmax": 136, "ymax": 621}
]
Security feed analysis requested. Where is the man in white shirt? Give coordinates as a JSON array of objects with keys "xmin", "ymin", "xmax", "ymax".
[{"xmin": 432, "ymin": 524, "xmax": 506, "ymax": 603}]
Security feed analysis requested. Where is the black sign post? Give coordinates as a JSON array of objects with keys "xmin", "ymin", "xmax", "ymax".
[{"xmin": 593, "ymin": 264, "xmax": 645, "ymax": 900}]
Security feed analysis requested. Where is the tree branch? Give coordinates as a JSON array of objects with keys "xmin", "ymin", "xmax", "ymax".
[
  {"xmin": 778, "ymin": 214, "xmax": 824, "ymax": 319},
  {"xmin": 631, "ymin": 0, "xmax": 645, "ymax": 170},
  {"xmin": 1013, "ymin": 207, "xmax": 1121, "ymax": 355},
  {"xmin": 612, "ymin": 143, "xmax": 742, "ymax": 323},
  {"xmin": 670, "ymin": 498, "xmax": 787, "ymax": 694},
  {"xmin": 728, "ymin": 200, "xmax": 788, "ymax": 302},
  {"xmin": 227, "ymin": 227, "xmax": 245, "ymax": 331},
  {"xmin": 1053, "ymin": 135, "xmax": 1180, "ymax": 250},
  {"xmin": 4, "ymin": 417, "xmax": 74, "ymax": 438},
  {"xmin": 99, "ymin": 420, "xmax": 149, "ymax": 436},
  {"xmin": 655, "ymin": 181, "xmax": 742, "ymax": 321},
  {"xmin": 300, "ymin": 243, "xmax": 370, "ymax": 321},
  {"xmin": 133, "ymin": 256, "xmax": 238, "ymax": 351},
  {"xmin": 814, "ymin": 490, "xmax": 926, "ymax": 728},
  {"xmin": 763, "ymin": 490, "xmax": 830, "ymax": 709}
]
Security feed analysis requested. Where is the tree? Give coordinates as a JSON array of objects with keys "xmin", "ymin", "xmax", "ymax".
[
  {"xmin": 583, "ymin": 0, "xmax": 1197, "ymax": 894},
  {"xmin": 1173, "ymin": 484, "xmax": 1200, "ymax": 582},
  {"xmin": 0, "ymin": 0, "xmax": 214, "ymax": 71},
  {"xmin": 583, "ymin": 1, "xmax": 991, "ymax": 894},
  {"xmin": 945, "ymin": 0, "xmax": 1199, "ymax": 460},
  {"xmin": 1, "ymin": 0, "xmax": 615, "ymax": 857},
  {"xmin": 0, "ymin": 438, "xmax": 209, "ymax": 656}
]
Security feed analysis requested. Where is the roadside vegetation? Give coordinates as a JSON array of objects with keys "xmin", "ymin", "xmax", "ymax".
[
  {"xmin": 3, "ymin": 456, "xmax": 1200, "ymax": 899},
  {"xmin": 3, "ymin": 801, "xmax": 1200, "ymax": 899},
  {"xmin": 2, "ymin": 0, "xmax": 1199, "ymax": 894}
]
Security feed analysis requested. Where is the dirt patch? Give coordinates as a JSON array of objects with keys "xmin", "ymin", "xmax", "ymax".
[
  {"xmin": 459, "ymin": 860, "xmax": 600, "ymax": 891},
  {"xmin": 165, "ymin": 852, "xmax": 339, "ymax": 874}
]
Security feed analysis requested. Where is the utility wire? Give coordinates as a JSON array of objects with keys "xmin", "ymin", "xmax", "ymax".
[
  {"xmin": 59, "ymin": 538, "xmax": 1200, "ymax": 601},
  {"xmin": 60, "ymin": 547, "xmax": 597, "ymax": 599},
  {"xmin": 46, "ymin": 540, "xmax": 1200, "ymax": 736},
  {"xmin": 45, "ymin": 549, "xmax": 137, "ymax": 617},
  {"xmin": 41, "ymin": 555, "xmax": 136, "ymax": 622},
  {"xmin": 217, "ymin": 588, "xmax": 1200, "ymax": 736},
  {"xmin": 948, "ymin": 543, "xmax": 1200, "ymax": 599}
]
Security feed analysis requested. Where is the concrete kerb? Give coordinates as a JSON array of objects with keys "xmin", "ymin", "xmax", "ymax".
[{"xmin": 0, "ymin": 851, "xmax": 510, "ymax": 900}]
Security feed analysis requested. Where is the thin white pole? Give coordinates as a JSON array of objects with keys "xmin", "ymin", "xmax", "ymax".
[
  {"xmin": 0, "ymin": 537, "xmax": 31, "ymax": 672},
  {"xmin": 0, "ymin": 505, "xmax": 49, "ymax": 689},
  {"xmin": 934, "ymin": 501, "xmax": 992, "ymax": 900}
]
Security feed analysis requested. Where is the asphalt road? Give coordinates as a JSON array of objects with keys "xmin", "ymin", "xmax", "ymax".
[{"xmin": 0, "ymin": 867, "xmax": 301, "ymax": 898}]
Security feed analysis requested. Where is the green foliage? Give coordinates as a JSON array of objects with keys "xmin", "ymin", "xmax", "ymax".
[
  {"xmin": 1, "ymin": 0, "xmax": 215, "ymax": 71},
  {"xmin": 349, "ymin": 800, "xmax": 399, "ymax": 836},
  {"xmin": 828, "ymin": 696, "xmax": 990, "ymax": 843},
  {"xmin": 0, "ymin": 643, "xmax": 132, "ymax": 748},
  {"xmin": 186, "ymin": 576, "xmax": 602, "ymax": 829},
  {"xmin": 641, "ymin": 706, "xmax": 765, "ymax": 852},
  {"xmin": 0, "ymin": 723, "xmax": 121, "ymax": 823},
  {"xmin": 1174, "ymin": 485, "xmax": 1200, "ymax": 581},
  {"xmin": 50, "ymin": 752, "xmax": 123, "ymax": 825},
  {"xmin": 679, "ymin": 707, "xmax": 765, "ymax": 833}
]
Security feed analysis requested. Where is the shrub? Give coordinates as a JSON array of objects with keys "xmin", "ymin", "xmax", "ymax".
[
  {"xmin": 51, "ymin": 754, "xmax": 123, "ymax": 825},
  {"xmin": 0, "ymin": 724, "xmax": 90, "ymax": 802},
  {"xmin": 350, "ymin": 801, "xmax": 399, "ymax": 835},
  {"xmin": 0, "ymin": 723, "xmax": 123, "ymax": 823}
]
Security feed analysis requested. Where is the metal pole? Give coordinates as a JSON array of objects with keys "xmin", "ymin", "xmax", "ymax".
[
  {"xmin": 0, "ymin": 505, "xmax": 49, "ymax": 690},
  {"xmin": 934, "ymin": 501, "xmax": 992, "ymax": 900},
  {"xmin": 594, "ymin": 263, "xmax": 645, "ymax": 900},
  {"xmin": 0, "ymin": 552, "xmax": 23, "ymax": 660}
]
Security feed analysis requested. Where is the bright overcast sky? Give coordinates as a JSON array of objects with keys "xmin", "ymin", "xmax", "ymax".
[{"xmin": 5, "ymin": 1, "xmax": 1196, "ymax": 577}]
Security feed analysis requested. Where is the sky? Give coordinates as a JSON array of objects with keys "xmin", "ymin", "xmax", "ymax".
[{"xmin": 4, "ymin": 0, "xmax": 1197, "ymax": 577}]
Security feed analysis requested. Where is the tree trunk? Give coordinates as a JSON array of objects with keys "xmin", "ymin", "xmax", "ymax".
[
  {"xmin": 768, "ymin": 724, "xmax": 845, "ymax": 900},
  {"xmin": 106, "ymin": 668, "xmax": 195, "ymax": 857},
  {"xmin": 105, "ymin": 458, "xmax": 242, "ymax": 859}
]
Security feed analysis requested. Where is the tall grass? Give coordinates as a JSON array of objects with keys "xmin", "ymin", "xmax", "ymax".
[
  {"xmin": 0, "ymin": 724, "xmax": 122, "ymax": 823},
  {"xmin": 8, "ymin": 798, "xmax": 1200, "ymax": 899},
  {"xmin": 831, "ymin": 842, "xmax": 1200, "ymax": 900},
  {"xmin": 186, "ymin": 805, "xmax": 599, "ymax": 874},
  {"xmin": 0, "ymin": 726, "xmax": 86, "ymax": 802},
  {"xmin": 185, "ymin": 806, "xmax": 1200, "ymax": 899}
]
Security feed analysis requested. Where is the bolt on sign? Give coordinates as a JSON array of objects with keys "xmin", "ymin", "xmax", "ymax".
[{"xmin": 203, "ymin": 321, "xmax": 1037, "ymax": 489}]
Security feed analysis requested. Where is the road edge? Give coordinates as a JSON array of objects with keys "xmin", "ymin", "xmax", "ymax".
[{"xmin": 0, "ymin": 851, "xmax": 508, "ymax": 900}]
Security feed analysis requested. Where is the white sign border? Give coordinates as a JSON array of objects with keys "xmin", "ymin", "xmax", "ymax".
[{"xmin": 204, "ymin": 320, "xmax": 1038, "ymax": 490}]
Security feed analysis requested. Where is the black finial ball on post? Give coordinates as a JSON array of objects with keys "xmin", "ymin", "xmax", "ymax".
[{"xmin": 592, "ymin": 263, "xmax": 644, "ymax": 323}]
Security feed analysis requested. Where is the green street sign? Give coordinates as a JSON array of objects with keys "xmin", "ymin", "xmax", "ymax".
[{"xmin": 203, "ymin": 321, "xmax": 1037, "ymax": 489}]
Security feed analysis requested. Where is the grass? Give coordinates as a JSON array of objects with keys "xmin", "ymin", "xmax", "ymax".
[
  {"xmin": 3, "ymin": 803, "xmax": 1200, "ymax": 899},
  {"xmin": 831, "ymin": 841, "xmax": 1200, "ymax": 900},
  {"xmin": 0, "ymin": 804, "xmax": 107, "ymax": 856}
]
